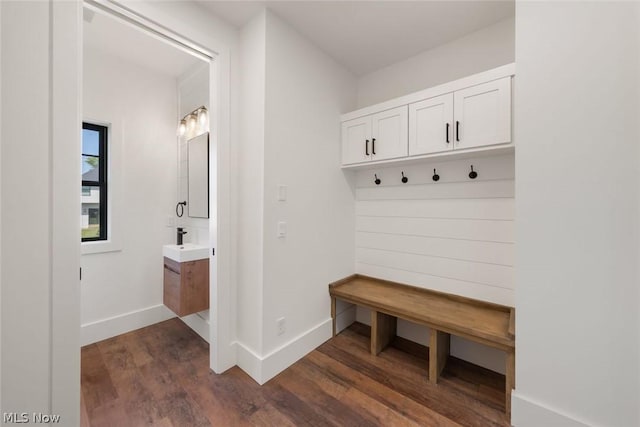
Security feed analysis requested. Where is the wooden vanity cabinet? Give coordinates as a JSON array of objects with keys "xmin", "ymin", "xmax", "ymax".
[{"xmin": 163, "ymin": 257, "xmax": 209, "ymax": 317}]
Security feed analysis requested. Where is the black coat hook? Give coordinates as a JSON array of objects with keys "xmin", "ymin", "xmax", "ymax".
[
  {"xmin": 432, "ymin": 169, "xmax": 440, "ymax": 182},
  {"xmin": 468, "ymin": 165, "xmax": 478, "ymax": 180},
  {"xmin": 374, "ymin": 174, "xmax": 381, "ymax": 185},
  {"xmin": 401, "ymin": 172, "xmax": 408, "ymax": 184}
]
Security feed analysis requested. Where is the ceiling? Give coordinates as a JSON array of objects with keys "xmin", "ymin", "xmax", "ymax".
[
  {"xmin": 83, "ymin": 7, "xmax": 204, "ymax": 78},
  {"xmin": 197, "ymin": 1, "xmax": 515, "ymax": 76}
]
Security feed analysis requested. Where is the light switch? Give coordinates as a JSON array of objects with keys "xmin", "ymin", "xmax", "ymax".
[
  {"xmin": 278, "ymin": 185, "xmax": 287, "ymax": 201},
  {"xmin": 277, "ymin": 221, "xmax": 287, "ymax": 238}
]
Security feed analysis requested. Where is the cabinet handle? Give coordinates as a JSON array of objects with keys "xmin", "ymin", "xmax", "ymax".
[
  {"xmin": 372, "ymin": 138, "xmax": 376, "ymax": 155},
  {"xmin": 446, "ymin": 123, "xmax": 450, "ymax": 143},
  {"xmin": 456, "ymin": 121, "xmax": 460, "ymax": 142},
  {"xmin": 164, "ymin": 264, "xmax": 180, "ymax": 275},
  {"xmin": 365, "ymin": 139, "xmax": 369, "ymax": 156}
]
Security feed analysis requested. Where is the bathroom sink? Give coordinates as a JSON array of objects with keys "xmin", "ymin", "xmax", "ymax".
[{"xmin": 163, "ymin": 243, "xmax": 209, "ymax": 263}]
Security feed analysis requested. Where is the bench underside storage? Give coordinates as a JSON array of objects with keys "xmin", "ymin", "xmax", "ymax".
[{"xmin": 329, "ymin": 274, "xmax": 515, "ymax": 414}]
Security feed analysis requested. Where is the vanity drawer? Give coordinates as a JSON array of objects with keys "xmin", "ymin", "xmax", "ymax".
[{"xmin": 163, "ymin": 257, "xmax": 209, "ymax": 317}]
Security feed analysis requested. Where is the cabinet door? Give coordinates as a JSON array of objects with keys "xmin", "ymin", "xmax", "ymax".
[
  {"xmin": 409, "ymin": 93, "xmax": 454, "ymax": 156},
  {"xmin": 453, "ymin": 77, "xmax": 511, "ymax": 150},
  {"xmin": 163, "ymin": 261, "xmax": 181, "ymax": 315},
  {"xmin": 342, "ymin": 116, "xmax": 372, "ymax": 165},
  {"xmin": 371, "ymin": 106, "xmax": 408, "ymax": 161}
]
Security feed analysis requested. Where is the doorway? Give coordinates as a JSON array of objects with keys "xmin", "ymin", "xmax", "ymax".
[{"xmin": 79, "ymin": 0, "xmax": 235, "ymax": 376}]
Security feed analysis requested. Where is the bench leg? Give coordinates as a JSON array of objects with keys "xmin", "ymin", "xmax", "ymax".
[
  {"xmin": 370, "ymin": 310, "xmax": 396, "ymax": 355},
  {"xmin": 429, "ymin": 329, "xmax": 450, "ymax": 384},
  {"xmin": 505, "ymin": 348, "xmax": 515, "ymax": 415},
  {"xmin": 331, "ymin": 297, "xmax": 337, "ymax": 337}
]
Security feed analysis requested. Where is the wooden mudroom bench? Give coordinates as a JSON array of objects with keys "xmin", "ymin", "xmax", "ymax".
[{"xmin": 329, "ymin": 274, "xmax": 515, "ymax": 414}]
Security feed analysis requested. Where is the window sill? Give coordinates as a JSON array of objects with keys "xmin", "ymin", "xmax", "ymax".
[{"xmin": 81, "ymin": 239, "xmax": 122, "ymax": 255}]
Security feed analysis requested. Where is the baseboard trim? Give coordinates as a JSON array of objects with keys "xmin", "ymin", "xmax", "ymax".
[
  {"xmin": 235, "ymin": 342, "xmax": 262, "ymax": 383},
  {"xmin": 235, "ymin": 318, "xmax": 332, "ymax": 384},
  {"xmin": 511, "ymin": 391, "xmax": 591, "ymax": 427},
  {"xmin": 81, "ymin": 304, "xmax": 175, "ymax": 346},
  {"xmin": 181, "ymin": 312, "xmax": 210, "ymax": 343}
]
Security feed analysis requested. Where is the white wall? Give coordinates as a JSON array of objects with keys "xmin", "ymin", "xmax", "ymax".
[
  {"xmin": 356, "ymin": 17, "xmax": 514, "ymax": 108},
  {"xmin": 1, "ymin": 1, "xmax": 81, "ymax": 423},
  {"xmin": 80, "ymin": 47, "xmax": 178, "ymax": 344},
  {"xmin": 261, "ymin": 9, "xmax": 357, "ymax": 363},
  {"xmin": 513, "ymin": 3, "xmax": 640, "ymax": 426},
  {"xmin": 353, "ymin": 154, "xmax": 514, "ymax": 373},
  {"xmin": 235, "ymin": 9, "xmax": 358, "ymax": 383},
  {"xmin": 236, "ymin": 11, "xmax": 267, "ymax": 374}
]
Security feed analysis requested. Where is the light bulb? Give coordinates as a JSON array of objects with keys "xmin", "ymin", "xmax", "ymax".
[
  {"xmin": 187, "ymin": 114, "xmax": 197, "ymax": 131},
  {"xmin": 177, "ymin": 119, "xmax": 187, "ymax": 136},
  {"xmin": 198, "ymin": 108, "xmax": 208, "ymax": 126}
]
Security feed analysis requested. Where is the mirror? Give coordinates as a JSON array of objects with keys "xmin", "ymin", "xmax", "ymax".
[{"xmin": 187, "ymin": 132, "xmax": 209, "ymax": 218}]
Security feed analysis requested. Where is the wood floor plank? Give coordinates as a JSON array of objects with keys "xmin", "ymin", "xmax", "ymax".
[
  {"xmin": 82, "ymin": 319, "xmax": 509, "ymax": 427},
  {"xmin": 274, "ymin": 362, "xmax": 381, "ymax": 427},
  {"xmin": 80, "ymin": 344, "xmax": 118, "ymax": 414},
  {"xmin": 304, "ymin": 351, "xmax": 460, "ymax": 427},
  {"xmin": 318, "ymin": 329, "xmax": 509, "ymax": 426}
]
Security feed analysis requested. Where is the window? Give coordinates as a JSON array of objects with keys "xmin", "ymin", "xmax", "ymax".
[{"xmin": 81, "ymin": 123, "xmax": 108, "ymax": 241}]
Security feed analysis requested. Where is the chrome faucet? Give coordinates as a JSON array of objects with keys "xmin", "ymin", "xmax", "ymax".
[{"xmin": 177, "ymin": 227, "xmax": 187, "ymax": 245}]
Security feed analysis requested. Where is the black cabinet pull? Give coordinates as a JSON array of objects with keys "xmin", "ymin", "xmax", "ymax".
[
  {"xmin": 446, "ymin": 123, "xmax": 450, "ymax": 143},
  {"xmin": 372, "ymin": 138, "xmax": 376, "ymax": 155},
  {"xmin": 365, "ymin": 139, "xmax": 369, "ymax": 156},
  {"xmin": 456, "ymin": 121, "xmax": 460, "ymax": 142}
]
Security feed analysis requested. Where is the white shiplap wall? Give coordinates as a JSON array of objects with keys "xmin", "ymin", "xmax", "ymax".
[
  {"xmin": 355, "ymin": 153, "xmax": 515, "ymax": 306},
  {"xmin": 353, "ymin": 153, "xmax": 514, "ymax": 373}
]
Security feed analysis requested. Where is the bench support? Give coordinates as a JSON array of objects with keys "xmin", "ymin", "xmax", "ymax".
[
  {"xmin": 429, "ymin": 329, "xmax": 450, "ymax": 384},
  {"xmin": 371, "ymin": 310, "xmax": 396, "ymax": 355},
  {"xmin": 506, "ymin": 348, "xmax": 515, "ymax": 415}
]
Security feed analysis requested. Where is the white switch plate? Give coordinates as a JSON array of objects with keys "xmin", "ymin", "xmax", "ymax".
[
  {"xmin": 166, "ymin": 215, "xmax": 176, "ymax": 227},
  {"xmin": 277, "ymin": 221, "xmax": 287, "ymax": 238},
  {"xmin": 277, "ymin": 185, "xmax": 287, "ymax": 201}
]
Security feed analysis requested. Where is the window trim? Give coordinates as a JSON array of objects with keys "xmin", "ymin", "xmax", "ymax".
[{"xmin": 82, "ymin": 122, "xmax": 108, "ymax": 242}]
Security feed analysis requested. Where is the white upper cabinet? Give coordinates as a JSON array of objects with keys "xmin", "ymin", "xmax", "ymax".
[
  {"xmin": 340, "ymin": 64, "xmax": 514, "ymax": 167},
  {"xmin": 342, "ymin": 106, "xmax": 408, "ymax": 165},
  {"xmin": 409, "ymin": 93, "xmax": 454, "ymax": 156},
  {"xmin": 453, "ymin": 77, "xmax": 511, "ymax": 150},
  {"xmin": 371, "ymin": 106, "xmax": 408, "ymax": 161},
  {"xmin": 342, "ymin": 116, "xmax": 371, "ymax": 165}
]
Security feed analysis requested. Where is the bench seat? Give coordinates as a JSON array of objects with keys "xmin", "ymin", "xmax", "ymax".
[{"xmin": 329, "ymin": 274, "xmax": 515, "ymax": 414}]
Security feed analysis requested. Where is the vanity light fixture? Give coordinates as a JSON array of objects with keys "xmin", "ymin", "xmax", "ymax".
[{"xmin": 177, "ymin": 106, "xmax": 208, "ymax": 137}]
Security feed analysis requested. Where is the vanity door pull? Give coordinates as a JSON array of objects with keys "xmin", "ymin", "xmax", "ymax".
[
  {"xmin": 372, "ymin": 138, "xmax": 376, "ymax": 155},
  {"xmin": 365, "ymin": 139, "xmax": 370, "ymax": 156},
  {"xmin": 446, "ymin": 123, "xmax": 450, "ymax": 143},
  {"xmin": 164, "ymin": 264, "xmax": 180, "ymax": 275},
  {"xmin": 456, "ymin": 121, "xmax": 460, "ymax": 142}
]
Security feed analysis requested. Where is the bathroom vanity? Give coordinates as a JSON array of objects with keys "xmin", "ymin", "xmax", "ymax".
[{"xmin": 163, "ymin": 244, "xmax": 209, "ymax": 316}]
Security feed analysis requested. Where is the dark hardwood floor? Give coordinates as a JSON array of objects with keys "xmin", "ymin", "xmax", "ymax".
[{"xmin": 81, "ymin": 318, "xmax": 510, "ymax": 426}]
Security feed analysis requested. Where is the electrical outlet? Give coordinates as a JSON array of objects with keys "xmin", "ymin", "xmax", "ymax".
[
  {"xmin": 276, "ymin": 317, "xmax": 286, "ymax": 336},
  {"xmin": 166, "ymin": 215, "xmax": 176, "ymax": 227}
]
